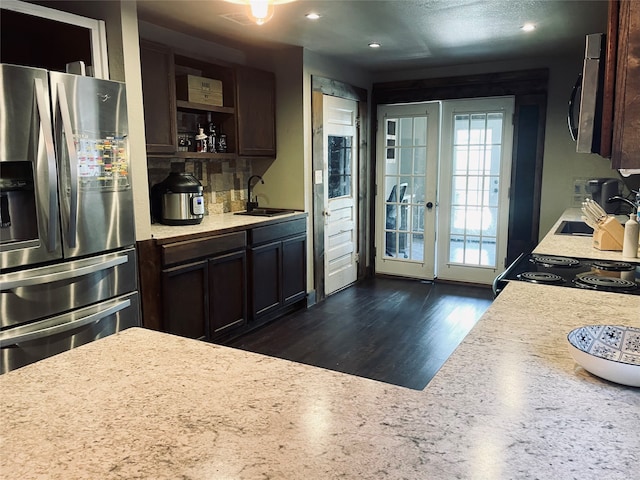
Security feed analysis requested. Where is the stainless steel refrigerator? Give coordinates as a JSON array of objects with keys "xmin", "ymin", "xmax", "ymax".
[{"xmin": 0, "ymin": 63, "xmax": 139, "ymax": 373}]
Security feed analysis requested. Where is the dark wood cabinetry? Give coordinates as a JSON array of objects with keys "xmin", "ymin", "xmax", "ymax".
[
  {"xmin": 161, "ymin": 250, "xmax": 247, "ymax": 340},
  {"xmin": 249, "ymin": 218, "xmax": 307, "ymax": 323},
  {"xmin": 209, "ymin": 250, "xmax": 247, "ymax": 335},
  {"xmin": 173, "ymin": 54, "xmax": 237, "ymax": 159},
  {"xmin": 602, "ymin": 0, "xmax": 640, "ymax": 169},
  {"xmin": 141, "ymin": 231, "xmax": 248, "ymax": 341},
  {"xmin": 139, "ymin": 40, "xmax": 276, "ymax": 160},
  {"xmin": 282, "ymin": 235, "xmax": 307, "ymax": 303},
  {"xmin": 609, "ymin": 0, "xmax": 640, "ymax": 169},
  {"xmin": 251, "ymin": 241, "xmax": 281, "ymax": 318},
  {"xmin": 138, "ymin": 216, "xmax": 307, "ymax": 342},
  {"xmin": 236, "ymin": 66, "xmax": 276, "ymax": 157},
  {"xmin": 162, "ymin": 260, "xmax": 208, "ymax": 339},
  {"xmin": 140, "ymin": 41, "xmax": 177, "ymax": 154}
]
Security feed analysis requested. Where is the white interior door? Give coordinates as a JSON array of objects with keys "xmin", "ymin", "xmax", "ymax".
[
  {"xmin": 323, "ymin": 96, "xmax": 358, "ymax": 295},
  {"xmin": 375, "ymin": 103, "xmax": 440, "ymax": 279},
  {"xmin": 437, "ymin": 97, "xmax": 514, "ymax": 284}
]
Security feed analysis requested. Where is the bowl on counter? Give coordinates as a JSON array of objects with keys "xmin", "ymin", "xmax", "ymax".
[{"xmin": 567, "ymin": 325, "xmax": 640, "ymax": 387}]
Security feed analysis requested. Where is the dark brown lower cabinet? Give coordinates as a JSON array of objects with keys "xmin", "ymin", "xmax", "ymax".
[
  {"xmin": 249, "ymin": 218, "xmax": 307, "ymax": 324},
  {"xmin": 158, "ymin": 232, "xmax": 247, "ymax": 341},
  {"xmin": 162, "ymin": 251, "xmax": 247, "ymax": 341},
  {"xmin": 139, "ymin": 217, "xmax": 307, "ymax": 341},
  {"xmin": 209, "ymin": 250, "xmax": 247, "ymax": 336},
  {"xmin": 162, "ymin": 260, "xmax": 209, "ymax": 339},
  {"xmin": 251, "ymin": 241, "xmax": 281, "ymax": 318},
  {"xmin": 282, "ymin": 235, "xmax": 306, "ymax": 304}
]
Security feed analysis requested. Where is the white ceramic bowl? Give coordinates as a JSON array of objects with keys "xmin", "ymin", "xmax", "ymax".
[{"xmin": 567, "ymin": 325, "xmax": 640, "ymax": 387}]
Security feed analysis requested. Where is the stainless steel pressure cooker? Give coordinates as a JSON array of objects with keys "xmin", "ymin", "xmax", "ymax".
[{"xmin": 151, "ymin": 172, "xmax": 205, "ymax": 225}]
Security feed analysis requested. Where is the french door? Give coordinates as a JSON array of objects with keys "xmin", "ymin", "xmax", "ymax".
[
  {"xmin": 437, "ymin": 97, "xmax": 514, "ymax": 284},
  {"xmin": 375, "ymin": 97, "xmax": 514, "ymax": 285},
  {"xmin": 375, "ymin": 103, "xmax": 440, "ymax": 279}
]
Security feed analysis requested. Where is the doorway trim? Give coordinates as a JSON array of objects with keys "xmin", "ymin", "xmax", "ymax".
[{"xmin": 311, "ymin": 76, "xmax": 368, "ymax": 302}]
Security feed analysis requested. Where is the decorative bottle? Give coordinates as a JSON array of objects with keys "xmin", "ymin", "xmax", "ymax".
[
  {"xmin": 217, "ymin": 133, "xmax": 227, "ymax": 153},
  {"xmin": 195, "ymin": 127, "xmax": 207, "ymax": 153},
  {"xmin": 207, "ymin": 113, "xmax": 217, "ymax": 153}
]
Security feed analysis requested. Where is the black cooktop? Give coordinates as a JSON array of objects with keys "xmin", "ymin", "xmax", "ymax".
[{"xmin": 493, "ymin": 253, "xmax": 640, "ymax": 296}]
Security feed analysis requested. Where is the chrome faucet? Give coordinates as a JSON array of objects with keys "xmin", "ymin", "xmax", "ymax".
[{"xmin": 247, "ymin": 175, "xmax": 264, "ymax": 212}]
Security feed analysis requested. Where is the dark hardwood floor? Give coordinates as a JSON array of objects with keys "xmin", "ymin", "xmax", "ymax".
[{"xmin": 224, "ymin": 277, "xmax": 494, "ymax": 390}]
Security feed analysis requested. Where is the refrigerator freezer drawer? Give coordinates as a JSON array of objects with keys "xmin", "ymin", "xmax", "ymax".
[
  {"xmin": 0, "ymin": 247, "xmax": 137, "ymax": 328},
  {"xmin": 0, "ymin": 291, "xmax": 139, "ymax": 374}
]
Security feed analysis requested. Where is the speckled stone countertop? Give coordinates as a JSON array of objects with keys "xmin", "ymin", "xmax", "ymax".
[
  {"xmin": 535, "ymin": 208, "xmax": 640, "ymax": 259},
  {"xmin": 150, "ymin": 211, "xmax": 307, "ymax": 244},
  {"xmin": 1, "ymin": 209, "xmax": 639, "ymax": 478},
  {"xmin": 1, "ymin": 286, "xmax": 638, "ymax": 479}
]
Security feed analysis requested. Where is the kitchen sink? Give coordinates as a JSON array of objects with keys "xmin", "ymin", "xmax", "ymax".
[
  {"xmin": 235, "ymin": 208, "xmax": 296, "ymax": 217},
  {"xmin": 555, "ymin": 220, "xmax": 594, "ymax": 236}
]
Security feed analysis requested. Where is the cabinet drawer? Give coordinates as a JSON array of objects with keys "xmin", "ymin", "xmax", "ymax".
[
  {"xmin": 249, "ymin": 218, "xmax": 306, "ymax": 246},
  {"xmin": 161, "ymin": 231, "xmax": 246, "ymax": 267}
]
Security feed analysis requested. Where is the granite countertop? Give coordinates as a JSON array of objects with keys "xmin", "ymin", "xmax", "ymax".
[
  {"xmin": 1, "ymin": 210, "xmax": 639, "ymax": 478},
  {"xmin": 151, "ymin": 211, "xmax": 307, "ymax": 243},
  {"xmin": 1, "ymin": 290, "xmax": 638, "ymax": 478},
  {"xmin": 535, "ymin": 208, "xmax": 640, "ymax": 259}
]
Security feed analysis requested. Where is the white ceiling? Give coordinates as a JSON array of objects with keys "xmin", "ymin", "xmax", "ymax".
[{"xmin": 136, "ymin": 0, "xmax": 609, "ymax": 72}]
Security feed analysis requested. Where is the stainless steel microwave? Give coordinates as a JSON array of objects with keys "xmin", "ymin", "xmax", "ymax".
[{"xmin": 568, "ymin": 33, "xmax": 605, "ymax": 154}]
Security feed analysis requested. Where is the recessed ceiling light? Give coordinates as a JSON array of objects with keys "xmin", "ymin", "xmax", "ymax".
[
  {"xmin": 521, "ymin": 23, "xmax": 536, "ymax": 32},
  {"xmin": 306, "ymin": 12, "xmax": 320, "ymax": 20},
  {"xmin": 369, "ymin": 42, "xmax": 381, "ymax": 48}
]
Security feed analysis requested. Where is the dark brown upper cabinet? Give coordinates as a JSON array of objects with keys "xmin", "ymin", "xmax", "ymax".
[
  {"xmin": 236, "ymin": 66, "xmax": 277, "ymax": 157},
  {"xmin": 140, "ymin": 41, "xmax": 178, "ymax": 154},
  {"xmin": 609, "ymin": 0, "xmax": 640, "ymax": 169},
  {"xmin": 139, "ymin": 40, "xmax": 276, "ymax": 160}
]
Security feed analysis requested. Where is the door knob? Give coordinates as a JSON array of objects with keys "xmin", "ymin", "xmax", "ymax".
[{"xmin": 426, "ymin": 202, "xmax": 434, "ymax": 209}]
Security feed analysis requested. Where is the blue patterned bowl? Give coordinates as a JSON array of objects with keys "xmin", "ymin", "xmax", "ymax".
[{"xmin": 567, "ymin": 325, "xmax": 640, "ymax": 387}]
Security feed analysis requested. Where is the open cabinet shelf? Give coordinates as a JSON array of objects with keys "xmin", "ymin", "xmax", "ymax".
[{"xmin": 140, "ymin": 40, "xmax": 276, "ymax": 160}]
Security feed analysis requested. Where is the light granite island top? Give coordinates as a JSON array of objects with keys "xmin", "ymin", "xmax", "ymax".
[{"xmin": 1, "ymin": 283, "xmax": 638, "ymax": 479}]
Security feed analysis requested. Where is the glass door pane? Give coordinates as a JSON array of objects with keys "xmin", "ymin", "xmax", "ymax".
[
  {"xmin": 328, "ymin": 135, "xmax": 352, "ymax": 199},
  {"xmin": 448, "ymin": 113, "xmax": 503, "ymax": 267},
  {"xmin": 383, "ymin": 116, "xmax": 428, "ymax": 262}
]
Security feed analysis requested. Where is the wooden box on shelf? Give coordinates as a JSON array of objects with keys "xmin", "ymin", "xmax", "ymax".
[{"xmin": 176, "ymin": 74, "xmax": 223, "ymax": 106}]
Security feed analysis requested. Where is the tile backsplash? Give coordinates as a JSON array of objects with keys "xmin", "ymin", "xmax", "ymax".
[{"xmin": 147, "ymin": 157, "xmax": 253, "ymax": 216}]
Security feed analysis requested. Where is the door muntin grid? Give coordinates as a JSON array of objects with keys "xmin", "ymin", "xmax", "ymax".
[
  {"xmin": 448, "ymin": 112, "xmax": 503, "ymax": 267},
  {"xmin": 384, "ymin": 116, "xmax": 428, "ymax": 262}
]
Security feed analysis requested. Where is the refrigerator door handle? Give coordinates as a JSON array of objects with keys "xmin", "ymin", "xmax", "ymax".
[
  {"xmin": 34, "ymin": 78, "xmax": 59, "ymax": 253},
  {"xmin": 55, "ymin": 82, "xmax": 79, "ymax": 249},
  {"xmin": 0, "ymin": 298, "xmax": 131, "ymax": 347},
  {"xmin": 0, "ymin": 254, "xmax": 128, "ymax": 290}
]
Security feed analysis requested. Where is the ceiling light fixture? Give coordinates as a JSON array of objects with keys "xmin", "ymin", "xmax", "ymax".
[
  {"xmin": 521, "ymin": 23, "xmax": 536, "ymax": 32},
  {"xmin": 306, "ymin": 12, "xmax": 321, "ymax": 20},
  {"xmin": 248, "ymin": 0, "xmax": 273, "ymax": 25},
  {"xmin": 226, "ymin": 0, "xmax": 295, "ymax": 26},
  {"xmin": 369, "ymin": 42, "xmax": 381, "ymax": 48}
]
